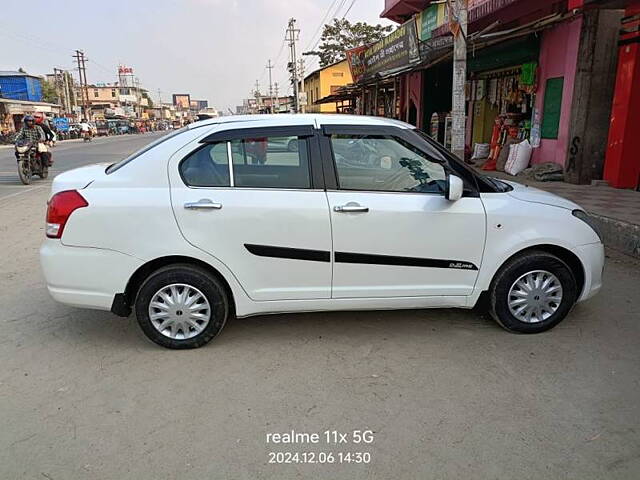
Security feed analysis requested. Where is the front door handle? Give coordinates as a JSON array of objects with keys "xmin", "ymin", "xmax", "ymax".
[
  {"xmin": 334, "ymin": 204, "xmax": 369, "ymax": 213},
  {"xmin": 184, "ymin": 199, "xmax": 222, "ymax": 210}
]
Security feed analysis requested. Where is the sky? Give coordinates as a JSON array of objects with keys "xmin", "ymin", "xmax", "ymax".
[{"xmin": 0, "ymin": 0, "xmax": 393, "ymax": 112}]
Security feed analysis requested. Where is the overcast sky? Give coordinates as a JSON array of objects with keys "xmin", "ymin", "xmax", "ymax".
[{"xmin": 0, "ymin": 0, "xmax": 393, "ymax": 112}]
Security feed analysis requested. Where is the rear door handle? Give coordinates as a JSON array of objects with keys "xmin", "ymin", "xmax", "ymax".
[
  {"xmin": 184, "ymin": 199, "xmax": 222, "ymax": 210},
  {"xmin": 334, "ymin": 204, "xmax": 369, "ymax": 213}
]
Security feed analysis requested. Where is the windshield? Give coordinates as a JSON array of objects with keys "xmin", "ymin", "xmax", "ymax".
[{"xmin": 106, "ymin": 127, "xmax": 188, "ymax": 174}]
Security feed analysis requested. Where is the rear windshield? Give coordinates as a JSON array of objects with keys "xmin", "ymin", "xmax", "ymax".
[{"xmin": 105, "ymin": 127, "xmax": 188, "ymax": 174}]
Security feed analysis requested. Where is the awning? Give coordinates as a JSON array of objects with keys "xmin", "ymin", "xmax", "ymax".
[{"xmin": 381, "ymin": 0, "xmax": 429, "ymax": 23}]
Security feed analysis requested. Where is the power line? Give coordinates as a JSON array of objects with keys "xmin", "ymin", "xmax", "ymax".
[
  {"xmin": 304, "ymin": 0, "xmax": 340, "ymax": 52},
  {"xmin": 342, "ymin": 0, "xmax": 358, "ymax": 19}
]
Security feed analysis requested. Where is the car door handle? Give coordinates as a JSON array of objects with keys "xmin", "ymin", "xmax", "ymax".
[
  {"xmin": 334, "ymin": 204, "xmax": 369, "ymax": 213},
  {"xmin": 184, "ymin": 199, "xmax": 222, "ymax": 210}
]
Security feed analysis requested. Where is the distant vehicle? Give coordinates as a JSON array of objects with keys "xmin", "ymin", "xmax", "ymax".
[
  {"xmin": 40, "ymin": 114, "xmax": 604, "ymax": 349},
  {"xmin": 95, "ymin": 121, "xmax": 109, "ymax": 136}
]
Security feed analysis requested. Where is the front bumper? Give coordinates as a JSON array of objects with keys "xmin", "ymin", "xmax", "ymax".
[
  {"xmin": 40, "ymin": 239, "xmax": 143, "ymax": 311},
  {"xmin": 576, "ymin": 242, "xmax": 605, "ymax": 302}
]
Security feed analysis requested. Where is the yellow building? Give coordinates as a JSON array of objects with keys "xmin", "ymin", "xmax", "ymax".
[{"xmin": 302, "ymin": 59, "xmax": 353, "ymax": 113}]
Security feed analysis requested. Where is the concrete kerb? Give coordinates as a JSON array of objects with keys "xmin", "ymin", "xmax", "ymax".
[{"xmin": 591, "ymin": 213, "xmax": 640, "ymax": 259}]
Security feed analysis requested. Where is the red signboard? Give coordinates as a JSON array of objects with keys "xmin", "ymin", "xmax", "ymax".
[
  {"xmin": 118, "ymin": 66, "xmax": 134, "ymax": 74},
  {"xmin": 346, "ymin": 45, "xmax": 368, "ymax": 84}
]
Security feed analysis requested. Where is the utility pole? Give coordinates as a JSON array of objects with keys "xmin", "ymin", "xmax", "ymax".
[
  {"xmin": 254, "ymin": 80, "xmax": 262, "ymax": 114},
  {"xmin": 274, "ymin": 82, "xmax": 280, "ymax": 113},
  {"xmin": 286, "ymin": 18, "xmax": 300, "ymax": 113},
  {"xmin": 157, "ymin": 88, "xmax": 163, "ymax": 105},
  {"xmin": 52, "ymin": 68, "xmax": 62, "ymax": 108},
  {"xmin": 266, "ymin": 59, "xmax": 275, "ymax": 114},
  {"xmin": 450, "ymin": 0, "xmax": 468, "ymax": 159},
  {"xmin": 73, "ymin": 50, "xmax": 90, "ymax": 120},
  {"xmin": 298, "ymin": 59, "xmax": 306, "ymax": 113}
]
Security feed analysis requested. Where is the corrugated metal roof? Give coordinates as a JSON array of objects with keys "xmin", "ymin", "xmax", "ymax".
[{"xmin": 0, "ymin": 71, "xmax": 41, "ymax": 78}]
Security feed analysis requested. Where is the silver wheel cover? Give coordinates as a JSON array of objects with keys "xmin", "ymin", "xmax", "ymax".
[
  {"xmin": 148, "ymin": 283, "xmax": 211, "ymax": 340},
  {"xmin": 507, "ymin": 270, "xmax": 563, "ymax": 324}
]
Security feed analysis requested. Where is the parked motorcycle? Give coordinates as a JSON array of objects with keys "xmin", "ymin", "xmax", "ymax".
[{"xmin": 15, "ymin": 141, "xmax": 48, "ymax": 185}]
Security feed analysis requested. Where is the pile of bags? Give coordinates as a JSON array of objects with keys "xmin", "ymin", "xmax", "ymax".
[{"xmin": 474, "ymin": 138, "xmax": 533, "ymax": 176}]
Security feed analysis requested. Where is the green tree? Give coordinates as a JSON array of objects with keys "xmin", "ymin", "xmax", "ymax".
[
  {"xmin": 41, "ymin": 79, "xmax": 58, "ymax": 103},
  {"xmin": 304, "ymin": 18, "xmax": 394, "ymax": 68}
]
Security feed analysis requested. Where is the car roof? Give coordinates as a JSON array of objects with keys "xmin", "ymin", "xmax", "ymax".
[{"xmin": 187, "ymin": 114, "xmax": 413, "ymax": 131}]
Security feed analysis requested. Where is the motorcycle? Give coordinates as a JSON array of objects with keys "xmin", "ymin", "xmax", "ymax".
[
  {"xmin": 83, "ymin": 130, "xmax": 92, "ymax": 142},
  {"xmin": 15, "ymin": 141, "xmax": 48, "ymax": 185}
]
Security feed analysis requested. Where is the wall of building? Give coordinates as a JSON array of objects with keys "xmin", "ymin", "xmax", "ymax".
[
  {"xmin": 531, "ymin": 17, "xmax": 582, "ymax": 166},
  {"xmin": 305, "ymin": 60, "xmax": 353, "ymax": 113}
]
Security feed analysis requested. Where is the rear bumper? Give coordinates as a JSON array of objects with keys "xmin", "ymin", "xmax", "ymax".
[
  {"xmin": 40, "ymin": 239, "xmax": 142, "ymax": 311},
  {"xmin": 576, "ymin": 242, "xmax": 605, "ymax": 302}
]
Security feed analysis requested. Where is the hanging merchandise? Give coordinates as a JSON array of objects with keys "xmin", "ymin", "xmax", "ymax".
[
  {"xmin": 489, "ymin": 78, "xmax": 498, "ymax": 105},
  {"xmin": 476, "ymin": 79, "xmax": 485, "ymax": 101}
]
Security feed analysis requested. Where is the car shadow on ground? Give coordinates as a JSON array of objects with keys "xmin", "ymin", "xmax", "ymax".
[{"xmin": 40, "ymin": 305, "xmax": 507, "ymax": 351}]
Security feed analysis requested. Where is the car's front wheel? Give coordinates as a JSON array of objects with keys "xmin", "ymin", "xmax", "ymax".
[
  {"xmin": 489, "ymin": 251, "xmax": 578, "ymax": 333},
  {"xmin": 135, "ymin": 264, "xmax": 229, "ymax": 349}
]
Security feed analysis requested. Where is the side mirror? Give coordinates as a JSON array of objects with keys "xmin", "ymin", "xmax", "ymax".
[{"xmin": 445, "ymin": 174, "xmax": 464, "ymax": 202}]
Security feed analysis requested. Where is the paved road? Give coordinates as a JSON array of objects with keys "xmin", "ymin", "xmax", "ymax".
[
  {"xmin": 0, "ymin": 133, "xmax": 165, "ymax": 199},
  {"xmin": 0, "ymin": 136, "xmax": 639, "ymax": 479}
]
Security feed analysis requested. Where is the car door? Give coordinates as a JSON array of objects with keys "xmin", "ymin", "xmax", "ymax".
[
  {"xmin": 169, "ymin": 125, "xmax": 332, "ymax": 301},
  {"xmin": 321, "ymin": 125, "xmax": 486, "ymax": 299}
]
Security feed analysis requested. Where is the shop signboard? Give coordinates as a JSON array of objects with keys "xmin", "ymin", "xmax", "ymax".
[
  {"xmin": 52, "ymin": 117, "xmax": 69, "ymax": 132},
  {"xmin": 418, "ymin": 5, "xmax": 439, "ymax": 41},
  {"xmin": 362, "ymin": 19, "xmax": 421, "ymax": 79},
  {"xmin": 346, "ymin": 45, "xmax": 368, "ymax": 83}
]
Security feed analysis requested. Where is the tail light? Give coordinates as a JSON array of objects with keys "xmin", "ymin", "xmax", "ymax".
[{"xmin": 46, "ymin": 190, "xmax": 88, "ymax": 239}]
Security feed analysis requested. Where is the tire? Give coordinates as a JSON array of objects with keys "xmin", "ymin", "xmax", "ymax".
[
  {"xmin": 488, "ymin": 251, "xmax": 578, "ymax": 334},
  {"xmin": 287, "ymin": 138, "xmax": 298, "ymax": 152},
  {"xmin": 39, "ymin": 165, "xmax": 49, "ymax": 179},
  {"xmin": 18, "ymin": 160, "xmax": 32, "ymax": 185},
  {"xmin": 135, "ymin": 264, "xmax": 230, "ymax": 349}
]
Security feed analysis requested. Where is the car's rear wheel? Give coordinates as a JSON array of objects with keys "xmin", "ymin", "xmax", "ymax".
[
  {"xmin": 135, "ymin": 264, "xmax": 229, "ymax": 349},
  {"xmin": 489, "ymin": 251, "xmax": 578, "ymax": 333}
]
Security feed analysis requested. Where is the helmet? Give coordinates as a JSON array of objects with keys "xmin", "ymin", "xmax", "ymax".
[
  {"xmin": 23, "ymin": 115, "xmax": 35, "ymax": 124},
  {"xmin": 34, "ymin": 112, "xmax": 45, "ymax": 124},
  {"xmin": 81, "ymin": 118, "xmax": 87, "ymax": 122}
]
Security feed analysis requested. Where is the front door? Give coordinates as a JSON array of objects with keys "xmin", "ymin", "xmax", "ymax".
[
  {"xmin": 170, "ymin": 126, "xmax": 332, "ymax": 301},
  {"xmin": 323, "ymin": 127, "xmax": 486, "ymax": 298}
]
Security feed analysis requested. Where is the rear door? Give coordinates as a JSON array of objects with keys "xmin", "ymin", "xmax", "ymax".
[
  {"xmin": 320, "ymin": 125, "xmax": 486, "ymax": 299},
  {"xmin": 169, "ymin": 125, "xmax": 332, "ymax": 301}
]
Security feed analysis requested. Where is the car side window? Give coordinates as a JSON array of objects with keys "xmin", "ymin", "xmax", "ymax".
[
  {"xmin": 180, "ymin": 142, "xmax": 230, "ymax": 187},
  {"xmin": 330, "ymin": 134, "xmax": 447, "ymax": 194},
  {"xmin": 230, "ymin": 136, "xmax": 311, "ymax": 189}
]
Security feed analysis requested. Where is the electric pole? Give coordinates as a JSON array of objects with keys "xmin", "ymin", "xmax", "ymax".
[
  {"xmin": 298, "ymin": 59, "xmax": 306, "ymax": 113},
  {"xmin": 157, "ymin": 88, "xmax": 163, "ymax": 105},
  {"xmin": 286, "ymin": 18, "xmax": 300, "ymax": 113},
  {"xmin": 266, "ymin": 59, "xmax": 275, "ymax": 113},
  {"xmin": 451, "ymin": 0, "xmax": 468, "ymax": 159},
  {"xmin": 73, "ymin": 50, "xmax": 90, "ymax": 120},
  {"xmin": 274, "ymin": 82, "xmax": 280, "ymax": 113},
  {"xmin": 254, "ymin": 80, "xmax": 262, "ymax": 114}
]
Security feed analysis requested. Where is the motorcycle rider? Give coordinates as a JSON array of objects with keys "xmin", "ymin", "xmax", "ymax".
[
  {"xmin": 34, "ymin": 113, "xmax": 54, "ymax": 166},
  {"xmin": 14, "ymin": 115, "xmax": 45, "ymax": 150},
  {"xmin": 79, "ymin": 118, "xmax": 92, "ymax": 140}
]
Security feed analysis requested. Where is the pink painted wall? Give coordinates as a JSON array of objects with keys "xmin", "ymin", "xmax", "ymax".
[{"xmin": 531, "ymin": 16, "xmax": 582, "ymax": 165}]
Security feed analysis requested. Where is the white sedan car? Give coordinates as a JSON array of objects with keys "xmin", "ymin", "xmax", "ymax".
[{"xmin": 40, "ymin": 114, "xmax": 604, "ymax": 349}]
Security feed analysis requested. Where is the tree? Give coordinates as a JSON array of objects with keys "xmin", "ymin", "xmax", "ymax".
[
  {"xmin": 304, "ymin": 18, "xmax": 394, "ymax": 68},
  {"xmin": 41, "ymin": 79, "xmax": 58, "ymax": 104}
]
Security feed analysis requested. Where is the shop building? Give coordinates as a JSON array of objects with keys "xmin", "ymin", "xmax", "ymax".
[
  {"xmin": 0, "ymin": 98, "xmax": 61, "ymax": 134},
  {"xmin": 340, "ymin": 0, "xmax": 634, "ymax": 187},
  {"xmin": 302, "ymin": 59, "xmax": 354, "ymax": 113},
  {"xmin": 603, "ymin": 1, "xmax": 640, "ymax": 190}
]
